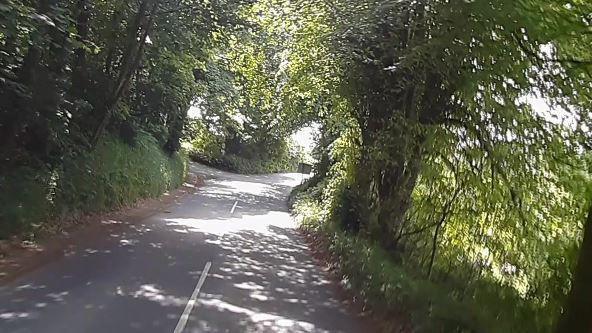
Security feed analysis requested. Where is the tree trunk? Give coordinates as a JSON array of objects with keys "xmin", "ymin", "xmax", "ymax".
[
  {"xmin": 13, "ymin": 0, "xmax": 66, "ymax": 158},
  {"xmin": 426, "ymin": 186, "xmax": 460, "ymax": 278},
  {"xmin": 71, "ymin": 0, "xmax": 90, "ymax": 97},
  {"xmin": 556, "ymin": 201, "xmax": 592, "ymax": 333},
  {"xmin": 427, "ymin": 220, "xmax": 444, "ymax": 279},
  {"xmin": 91, "ymin": 0, "xmax": 158, "ymax": 146},
  {"xmin": 103, "ymin": 9, "xmax": 125, "ymax": 76}
]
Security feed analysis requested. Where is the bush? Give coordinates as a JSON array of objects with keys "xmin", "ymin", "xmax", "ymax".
[
  {"xmin": 0, "ymin": 133, "xmax": 187, "ymax": 239},
  {"xmin": 291, "ymin": 183, "xmax": 547, "ymax": 333},
  {"xmin": 185, "ymin": 119, "xmax": 225, "ymax": 160},
  {"xmin": 185, "ymin": 119, "xmax": 299, "ymax": 174}
]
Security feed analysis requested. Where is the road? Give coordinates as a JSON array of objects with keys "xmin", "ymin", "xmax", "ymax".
[{"xmin": 0, "ymin": 163, "xmax": 366, "ymax": 333}]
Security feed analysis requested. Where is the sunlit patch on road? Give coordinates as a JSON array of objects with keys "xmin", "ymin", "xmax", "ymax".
[{"xmin": 165, "ymin": 211, "xmax": 295, "ymax": 237}]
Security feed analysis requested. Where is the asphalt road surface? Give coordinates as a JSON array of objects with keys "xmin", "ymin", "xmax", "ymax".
[{"xmin": 0, "ymin": 163, "xmax": 366, "ymax": 333}]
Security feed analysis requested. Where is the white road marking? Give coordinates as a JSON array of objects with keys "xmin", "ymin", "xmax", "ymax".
[
  {"xmin": 230, "ymin": 200, "xmax": 239, "ymax": 215},
  {"xmin": 173, "ymin": 261, "xmax": 212, "ymax": 333}
]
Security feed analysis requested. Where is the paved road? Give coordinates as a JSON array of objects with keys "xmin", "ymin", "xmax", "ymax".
[{"xmin": 0, "ymin": 163, "xmax": 365, "ymax": 333}]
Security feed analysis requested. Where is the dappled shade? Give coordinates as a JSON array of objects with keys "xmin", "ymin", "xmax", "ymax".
[{"xmin": 0, "ymin": 165, "xmax": 364, "ymax": 332}]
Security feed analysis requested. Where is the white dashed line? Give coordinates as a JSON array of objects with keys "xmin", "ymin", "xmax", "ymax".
[
  {"xmin": 230, "ymin": 200, "xmax": 239, "ymax": 215},
  {"xmin": 173, "ymin": 261, "xmax": 212, "ymax": 333}
]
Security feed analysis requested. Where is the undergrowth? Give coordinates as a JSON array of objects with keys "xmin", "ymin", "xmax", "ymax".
[
  {"xmin": 291, "ymin": 183, "xmax": 551, "ymax": 333},
  {"xmin": 0, "ymin": 133, "xmax": 187, "ymax": 239}
]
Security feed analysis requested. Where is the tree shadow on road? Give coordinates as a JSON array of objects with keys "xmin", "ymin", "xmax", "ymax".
[
  {"xmin": 0, "ymin": 172, "xmax": 364, "ymax": 333},
  {"xmin": 185, "ymin": 225, "xmax": 365, "ymax": 333}
]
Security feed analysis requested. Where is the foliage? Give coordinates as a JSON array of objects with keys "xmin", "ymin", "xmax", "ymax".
[
  {"xmin": 183, "ymin": 0, "xmax": 320, "ymax": 173},
  {"xmin": 284, "ymin": 0, "xmax": 592, "ymax": 331},
  {"xmin": 0, "ymin": 133, "xmax": 186, "ymax": 239},
  {"xmin": 0, "ymin": 0, "xmax": 252, "ymax": 170},
  {"xmin": 292, "ymin": 179, "xmax": 568, "ymax": 332},
  {"xmin": 185, "ymin": 119, "xmax": 225, "ymax": 159},
  {"xmin": 0, "ymin": 0, "xmax": 253, "ymax": 238},
  {"xmin": 188, "ymin": 122, "xmax": 300, "ymax": 174}
]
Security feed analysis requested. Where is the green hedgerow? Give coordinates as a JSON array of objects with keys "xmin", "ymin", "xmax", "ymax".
[{"xmin": 0, "ymin": 133, "xmax": 186, "ymax": 239}]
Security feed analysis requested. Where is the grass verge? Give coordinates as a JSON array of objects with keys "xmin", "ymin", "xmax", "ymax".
[{"xmin": 0, "ymin": 133, "xmax": 187, "ymax": 240}]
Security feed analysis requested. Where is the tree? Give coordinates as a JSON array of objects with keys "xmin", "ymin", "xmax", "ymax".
[
  {"xmin": 0, "ymin": 0, "xmax": 253, "ymax": 169},
  {"xmin": 557, "ymin": 200, "xmax": 592, "ymax": 333},
  {"xmin": 286, "ymin": 0, "xmax": 592, "ymax": 330}
]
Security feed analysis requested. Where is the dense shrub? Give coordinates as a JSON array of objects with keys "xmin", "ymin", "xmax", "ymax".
[
  {"xmin": 291, "ymin": 182, "xmax": 554, "ymax": 333},
  {"xmin": 0, "ymin": 133, "xmax": 186, "ymax": 239},
  {"xmin": 186, "ymin": 122, "xmax": 300, "ymax": 175}
]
